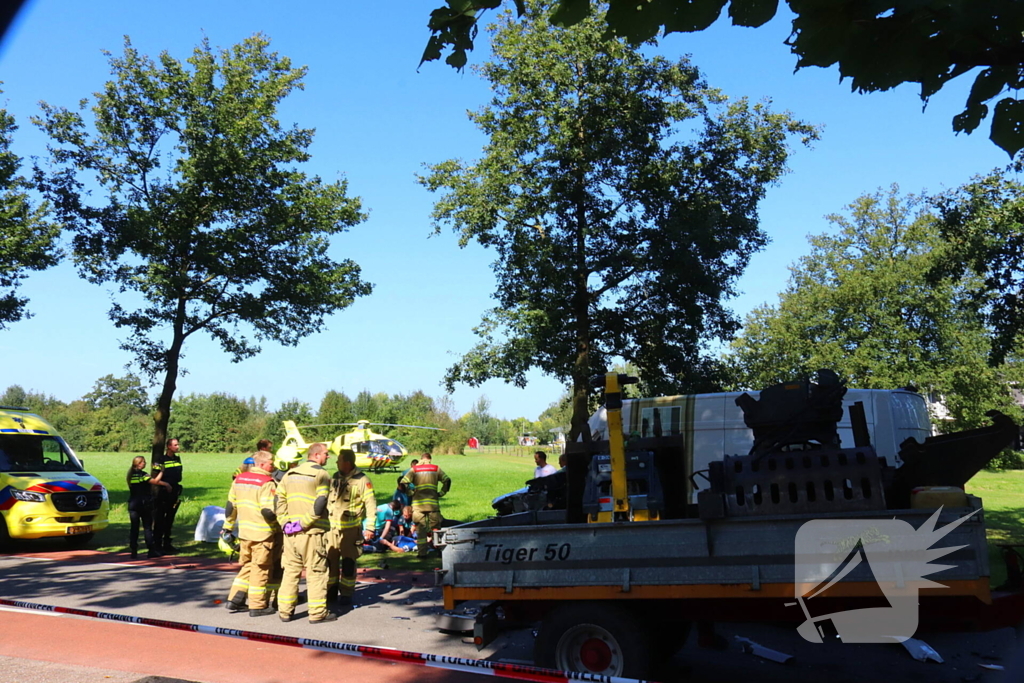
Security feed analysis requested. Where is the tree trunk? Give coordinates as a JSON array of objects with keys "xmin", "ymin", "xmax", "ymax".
[
  {"xmin": 568, "ymin": 178, "xmax": 592, "ymax": 442},
  {"xmin": 150, "ymin": 298, "xmax": 187, "ymax": 461}
]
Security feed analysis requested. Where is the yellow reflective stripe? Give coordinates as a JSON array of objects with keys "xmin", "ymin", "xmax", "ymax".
[
  {"xmin": 332, "ymin": 520, "xmax": 363, "ymax": 530},
  {"xmin": 286, "ymin": 492, "xmax": 317, "ymax": 503}
]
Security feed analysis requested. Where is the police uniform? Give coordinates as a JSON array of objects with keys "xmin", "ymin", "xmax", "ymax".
[
  {"xmin": 328, "ymin": 467, "xmax": 375, "ymax": 602},
  {"xmin": 276, "ymin": 459, "xmax": 332, "ymax": 621},
  {"xmin": 152, "ymin": 450, "xmax": 183, "ymax": 551},
  {"xmin": 127, "ymin": 469, "xmax": 156, "ymax": 558},
  {"xmin": 400, "ymin": 461, "xmax": 451, "ymax": 557},
  {"xmin": 223, "ymin": 469, "xmax": 279, "ymax": 611}
]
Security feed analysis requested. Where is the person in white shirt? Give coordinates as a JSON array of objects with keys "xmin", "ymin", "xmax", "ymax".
[{"xmin": 533, "ymin": 451, "xmax": 557, "ymax": 479}]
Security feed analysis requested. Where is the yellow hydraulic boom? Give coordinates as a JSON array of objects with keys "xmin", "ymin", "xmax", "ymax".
[{"xmin": 593, "ymin": 372, "xmax": 648, "ymax": 523}]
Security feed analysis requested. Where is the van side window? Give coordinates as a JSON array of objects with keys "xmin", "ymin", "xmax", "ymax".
[{"xmin": 640, "ymin": 407, "xmax": 682, "ymax": 437}]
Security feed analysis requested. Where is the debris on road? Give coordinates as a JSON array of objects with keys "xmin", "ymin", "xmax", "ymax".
[
  {"xmin": 734, "ymin": 636, "xmax": 793, "ymax": 664},
  {"xmin": 978, "ymin": 663, "xmax": 1005, "ymax": 671},
  {"xmin": 901, "ymin": 637, "xmax": 943, "ymax": 663}
]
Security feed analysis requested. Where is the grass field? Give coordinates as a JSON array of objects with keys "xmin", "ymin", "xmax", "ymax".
[
  {"xmin": 81, "ymin": 451, "xmax": 536, "ymax": 569},
  {"xmin": 62, "ymin": 454, "xmax": 1024, "ymax": 583}
]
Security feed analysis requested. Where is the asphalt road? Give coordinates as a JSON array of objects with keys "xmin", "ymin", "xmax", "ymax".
[{"xmin": 1, "ymin": 546, "xmax": 1023, "ymax": 683}]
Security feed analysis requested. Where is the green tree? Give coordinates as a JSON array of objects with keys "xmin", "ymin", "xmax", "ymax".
[
  {"xmin": 34, "ymin": 35, "xmax": 372, "ymax": 463},
  {"xmin": 272, "ymin": 399, "xmax": 314, "ymax": 430},
  {"xmin": 84, "ymin": 374, "xmax": 150, "ymax": 412},
  {"xmin": 317, "ymin": 390, "xmax": 355, "ymax": 427},
  {"xmin": 462, "ymin": 396, "xmax": 506, "ymax": 445},
  {"xmin": 536, "ymin": 393, "xmax": 571, "ymax": 443},
  {"xmin": 0, "ymin": 384, "xmax": 63, "ymax": 414},
  {"xmin": 169, "ymin": 392, "xmax": 267, "ymax": 452},
  {"xmin": 79, "ymin": 374, "xmax": 152, "ymax": 451},
  {"xmin": 389, "ymin": 390, "xmax": 447, "ymax": 453},
  {"xmin": 931, "ymin": 174, "xmax": 1024, "ymax": 366},
  {"xmin": 351, "ymin": 390, "xmax": 394, "ymax": 425},
  {"xmin": 426, "ymin": 394, "xmax": 470, "ymax": 454},
  {"xmin": 0, "ymin": 96, "xmax": 60, "ymax": 329},
  {"xmin": 423, "ymin": 1, "xmax": 1024, "ymax": 156},
  {"xmin": 727, "ymin": 186, "xmax": 1023, "ymax": 432},
  {"xmin": 422, "ymin": 4, "xmax": 815, "ymax": 438}
]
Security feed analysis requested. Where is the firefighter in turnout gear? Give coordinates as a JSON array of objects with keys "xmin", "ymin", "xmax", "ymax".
[
  {"xmin": 276, "ymin": 442, "xmax": 334, "ymax": 623},
  {"xmin": 328, "ymin": 449, "xmax": 375, "ymax": 608},
  {"xmin": 222, "ymin": 450, "xmax": 280, "ymax": 616},
  {"xmin": 400, "ymin": 453, "xmax": 451, "ymax": 558}
]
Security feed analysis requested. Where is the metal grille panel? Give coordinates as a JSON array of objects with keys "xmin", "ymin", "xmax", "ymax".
[{"xmin": 51, "ymin": 491, "xmax": 103, "ymax": 512}]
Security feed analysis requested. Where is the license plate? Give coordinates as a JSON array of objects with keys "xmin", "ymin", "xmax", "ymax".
[{"xmin": 66, "ymin": 525, "xmax": 92, "ymax": 535}]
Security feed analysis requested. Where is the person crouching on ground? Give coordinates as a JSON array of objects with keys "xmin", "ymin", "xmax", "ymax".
[
  {"xmin": 222, "ymin": 450, "xmax": 279, "ymax": 617},
  {"xmin": 367, "ymin": 499, "xmax": 407, "ymax": 553}
]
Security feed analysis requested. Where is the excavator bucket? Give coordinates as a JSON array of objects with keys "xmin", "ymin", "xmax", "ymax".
[{"xmin": 890, "ymin": 410, "xmax": 1020, "ymax": 507}]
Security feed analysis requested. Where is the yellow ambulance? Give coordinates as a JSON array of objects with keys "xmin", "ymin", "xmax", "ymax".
[{"xmin": 0, "ymin": 405, "xmax": 109, "ymax": 547}]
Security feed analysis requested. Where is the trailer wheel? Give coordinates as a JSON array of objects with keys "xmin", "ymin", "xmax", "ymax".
[{"xmin": 535, "ymin": 602, "xmax": 651, "ymax": 678}]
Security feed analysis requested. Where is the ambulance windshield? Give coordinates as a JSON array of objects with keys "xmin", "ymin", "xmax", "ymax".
[{"xmin": 0, "ymin": 434, "xmax": 83, "ymax": 472}]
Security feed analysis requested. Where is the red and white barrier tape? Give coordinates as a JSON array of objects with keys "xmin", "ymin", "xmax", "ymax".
[{"xmin": 0, "ymin": 598, "xmax": 653, "ymax": 683}]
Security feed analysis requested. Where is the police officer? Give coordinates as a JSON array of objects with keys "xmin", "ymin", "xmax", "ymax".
[
  {"xmin": 400, "ymin": 453, "xmax": 451, "ymax": 558},
  {"xmin": 222, "ymin": 450, "xmax": 280, "ymax": 617},
  {"xmin": 276, "ymin": 442, "xmax": 334, "ymax": 624},
  {"xmin": 152, "ymin": 437, "xmax": 183, "ymax": 554},
  {"xmin": 328, "ymin": 449, "xmax": 375, "ymax": 609}
]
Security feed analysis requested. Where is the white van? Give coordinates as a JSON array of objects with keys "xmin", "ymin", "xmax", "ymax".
[{"xmin": 586, "ymin": 389, "xmax": 932, "ymax": 497}]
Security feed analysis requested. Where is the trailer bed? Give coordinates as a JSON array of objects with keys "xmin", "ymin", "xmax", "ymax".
[{"xmin": 439, "ymin": 499, "xmax": 993, "ymax": 612}]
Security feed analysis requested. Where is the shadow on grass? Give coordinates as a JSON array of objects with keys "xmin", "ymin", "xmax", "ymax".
[{"xmin": 983, "ymin": 507, "xmax": 1024, "ymax": 589}]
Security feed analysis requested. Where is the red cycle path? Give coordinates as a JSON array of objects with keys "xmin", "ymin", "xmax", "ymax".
[
  {"xmin": 1, "ymin": 549, "xmax": 485, "ymax": 683},
  {"xmin": 0, "ymin": 608, "xmax": 486, "ymax": 683}
]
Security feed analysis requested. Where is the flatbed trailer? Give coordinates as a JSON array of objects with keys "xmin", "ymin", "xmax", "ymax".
[{"xmin": 436, "ymin": 498, "xmax": 1024, "ymax": 678}]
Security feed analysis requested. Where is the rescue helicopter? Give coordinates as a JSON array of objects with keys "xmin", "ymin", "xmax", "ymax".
[{"xmin": 275, "ymin": 420, "xmax": 444, "ymax": 472}]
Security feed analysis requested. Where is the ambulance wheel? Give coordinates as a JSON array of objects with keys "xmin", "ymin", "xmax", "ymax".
[
  {"xmin": 64, "ymin": 532, "xmax": 94, "ymax": 546},
  {"xmin": 0, "ymin": 518, "xmax": 10, "ymax": 551},
  {"xmin": 535, "ymin": 602, "xmax": 651, "ymax": 678}
]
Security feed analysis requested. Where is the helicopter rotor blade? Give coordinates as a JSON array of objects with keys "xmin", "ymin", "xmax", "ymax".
[
  {"xmin": 297, "ymin": 423, "xmax": 361, "ymax": 429},
  {"xmin": 370, "ymin": 423, "xmax": 446, "ymax": 431},
  {"xmin": 297, "ymin": 422, "xmax": 446, "ymax": 431}
]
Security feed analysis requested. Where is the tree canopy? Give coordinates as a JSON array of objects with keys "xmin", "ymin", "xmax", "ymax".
[
  {"xmin": 932, "ymin": 174, "xmax": 1024, "ymax": 366},
  {"xmin": 33, "ymin": 35, "xmax": 372, "ymax": 460},
  {"xmin": 0, "ymin": 97, "xmax": 60, "ymax": 330},
  {"xmin": 422, "ymin": 0, "xmax": 1024, "ymax": 156},
  {"xmin": 726, "ymin": 185, "xmax": 1023, "ymax": 432},
  {"xmin": 421, "ymin": 3, "xmax": 816, "ymax": 438}
]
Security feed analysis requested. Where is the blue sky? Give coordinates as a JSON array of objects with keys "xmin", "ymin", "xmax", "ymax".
[{"xmin": 0, "ymin": 1, "xmax": 1011, "ymax": 421}]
